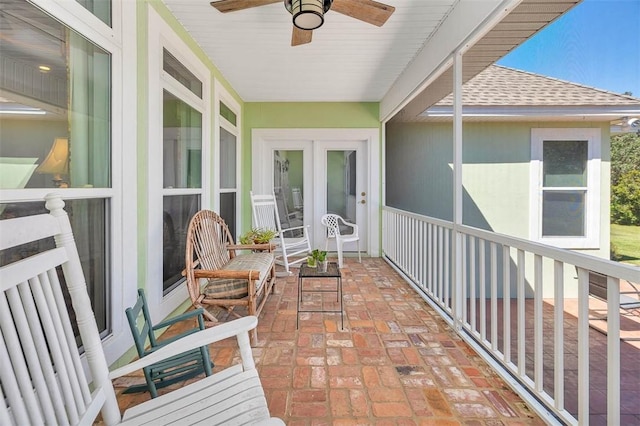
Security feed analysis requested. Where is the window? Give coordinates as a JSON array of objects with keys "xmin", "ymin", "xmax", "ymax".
[
  {"xmin": 530, "ymin": 128, "xmax": 601, "ymax": 248},
  {"xmin": 161, "ymin": 52, "xmax": 204, "ymax": 295},
  {"xmin": 0, "ymin": 0, "xmax": 112, "ymax": 337},
  {"xmin": 215, "ymin": 89, "xmax": 241, "ymax": 239},
  {"xmin": 148, "ymin": 8, "xmax": 210, "ymax": 314}
]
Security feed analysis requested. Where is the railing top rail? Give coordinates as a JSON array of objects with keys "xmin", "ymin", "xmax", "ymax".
[{"xmin": 382, "ymin": 206, "xmax": 640, "ymax": 283}]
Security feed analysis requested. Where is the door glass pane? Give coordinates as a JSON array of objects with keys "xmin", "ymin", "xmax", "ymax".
[
  {"xmin": 0, "ymin": 199, "xmax": 110, "ymax": 339},
  {"xmin": 326, "ymin": 150, "xmax": 357, "ymax": 227},
  {"xmin": 542, "ymin": 191, "xmax": 585, "ymax": 236},
  {"xmin": 220, "ymin": 128, "xmax": 236, "ymax": 188},
  {"xmin": 163, "ymin": 90, "xmax": 202, "ymax": 189},
  {"xmin": 543, "ymin": 140, "xmax": 588, "ymax": 187},
  {"xmin": 0, "ymin": 1, "xmax": 111, "ymax": 189},
  {"xmin": 163, "ymin": 49, "xmax": 203, "ymax": 98},
  {"xmin": 273, "ymin": 150, "xmax": 304, "ymax": 230},
  {"xmin": 163, "ymin": 195, "xmax": 200, "ymax": 294}
]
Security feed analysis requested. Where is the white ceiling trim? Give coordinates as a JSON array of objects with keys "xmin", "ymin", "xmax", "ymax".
[{"xmin": 380, "ymin": 0, "xmax": 522, "ymax": 121}]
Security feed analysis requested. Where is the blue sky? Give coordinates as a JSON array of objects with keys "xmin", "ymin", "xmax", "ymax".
[{"xmin": 498, "ymin": 0, "xmax": 640, "ymax": 97}]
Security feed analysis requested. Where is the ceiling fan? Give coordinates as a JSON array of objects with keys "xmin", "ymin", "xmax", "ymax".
[{"xmin": 210, "ymin": 0, "xmax": 395, "ymax": 46}]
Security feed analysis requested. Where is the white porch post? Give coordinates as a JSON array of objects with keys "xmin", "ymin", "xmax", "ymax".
[{"xmin": 452, "ymin": 50, "xmax": 463, "ymax": 330}]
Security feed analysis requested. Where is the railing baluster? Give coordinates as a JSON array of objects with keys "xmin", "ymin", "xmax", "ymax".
[
  {"xmin": 503, "ymin": 244, "xmax": 511, "ymax": 365},
  {"xmin": 438, "ymin": 226, "xmax": 444, "ymax": 304},
  {"xmin": 445, "ymin": 228, "xmax": 450, "ymax": 310},
  {"xmin": 491, "ymin": 242, "xmax": 498, "ymax": 352},
  {"xmin": 517, "ymin": 249, "xmax": 525, "ymax": 377},
  {"xmin": 576, "ymin": 267, "xmax": 590, "ymax": 425},
  {"xmin": 480, "ymin": 239, "xmax": 486, "ymax": 343},
  {"xmin": 534, "ymin": 254, "xmax": 543, "ymax": 393},
  {"xmin": 470, "ymin": 236, "xmax": 476, "ymax": 335},
  {"xmin": 607, "ymin": 276, "xmax": 620, "ymax": 425},
  {"xmin": 553, "ymin": 260, "xmax": 564, "ymax": 411},
  {"xmin": 462, "ymin": 234, "xmax": 467, "ymax": 325}
]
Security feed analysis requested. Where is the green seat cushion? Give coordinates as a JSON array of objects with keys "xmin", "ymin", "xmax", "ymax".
[{"xmin": 202, "ymin": 252, "xmax": 274, "ymax": 299}]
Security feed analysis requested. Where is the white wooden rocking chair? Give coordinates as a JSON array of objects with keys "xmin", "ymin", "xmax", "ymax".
[
  {"xmin": 250, "ymin": 191, "xmax": 311, "ymax": 275},
  {"xmin": 0, "ymin": 194, "xmax": 283, "ymax": 426}
]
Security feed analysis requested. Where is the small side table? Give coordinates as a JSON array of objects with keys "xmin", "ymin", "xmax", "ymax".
[{"xmin": 297, "ymin": 262, "xmax": 343, "ymax": 329}]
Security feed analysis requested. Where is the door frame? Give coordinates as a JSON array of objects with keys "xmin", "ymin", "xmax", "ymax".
[{"xmin": 252, "ymin": 128, "xmax": 380, "ymax": 258}]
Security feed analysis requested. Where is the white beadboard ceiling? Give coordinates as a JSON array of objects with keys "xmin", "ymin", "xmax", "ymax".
[
  {"xmin": 0, "ymin": 0, "xmax": 580, "ymax": 121},
  {"xmin": 164, "ymin": 0, "xmax": 458, "ymax": 102},
  {"xmin": 164, "ymin": 0, "xmax": 581, "ymax": 114}
]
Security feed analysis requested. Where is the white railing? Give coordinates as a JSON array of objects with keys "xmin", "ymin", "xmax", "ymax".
[{"xmin": 382, "ymin": 206, "xmax": 640, "ymax": 426}]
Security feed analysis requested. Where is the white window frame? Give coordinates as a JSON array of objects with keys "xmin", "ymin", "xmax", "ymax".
[
  {"xmin": 530, "ymin": 128, "xmax": 601, "ymax": 249},
  {"xmin": 147, "ymin": 7, "xmax": 211, "ymax": 322},
  {"xmin": 213, "ymin": 80, "xmax": 242, "ymax": 236},
  {"xmin": 20, "ymin": 0, "xmax": 138, "ymax": 364}
]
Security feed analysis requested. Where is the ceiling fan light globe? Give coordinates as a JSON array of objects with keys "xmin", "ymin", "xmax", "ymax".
[{"xmin": 291, "ymin": 0, "xmax": 325, "ymax": 30}]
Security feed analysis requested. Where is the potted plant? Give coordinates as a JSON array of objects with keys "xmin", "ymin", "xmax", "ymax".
[
  {"xmin": 239, "ymin": 228, "xmax": 277, "ymax": 245},
  {"xmin": 307, "ymin": 248, "xmax": 328, "ymax": 272}
]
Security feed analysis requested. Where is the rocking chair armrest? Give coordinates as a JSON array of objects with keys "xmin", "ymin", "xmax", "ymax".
[
  {"xmin": 151, "ymin": 308, "xmax": 206, "ymax": 331},
  {"xmin": 109, "ymin": 316, "xmax": 258, "ymax": 379},
  {"xmin": 193, "ymin": 269, "xmax": 262, "ymax": 280},
  {"xmin": 280, "ymin": 224, "xmax": 309, "ymax": 233}
]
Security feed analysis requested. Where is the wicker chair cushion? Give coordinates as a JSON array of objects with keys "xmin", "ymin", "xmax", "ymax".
[{"xmin": 202, "ymin": 252, "xmax": 274, "ymax": 299}]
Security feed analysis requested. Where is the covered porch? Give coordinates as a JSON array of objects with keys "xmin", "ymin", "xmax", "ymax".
[{"xmin": 112, "ymin": 258, "xmax": 640, "ymax": 425}]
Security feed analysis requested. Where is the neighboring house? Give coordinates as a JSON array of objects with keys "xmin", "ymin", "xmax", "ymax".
[{"xmin": 385, "ymin": 65, "xmax": 640, "ymax": 295}]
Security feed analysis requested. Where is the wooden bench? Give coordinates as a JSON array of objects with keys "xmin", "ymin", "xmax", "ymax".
[{"xmin": 184, "ymin": 209, "xmax": 277, "ymax": 344}]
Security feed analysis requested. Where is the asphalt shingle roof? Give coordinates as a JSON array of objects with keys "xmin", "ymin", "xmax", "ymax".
[{"xmin": 436, "ymin": 65, "xmax": 640, "ymax": 107}]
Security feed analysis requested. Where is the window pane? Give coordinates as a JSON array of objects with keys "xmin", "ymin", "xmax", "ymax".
[
  {"xmin": 542, "ymin": 191, "xmax": 585, "ymax": 237},
  {"xmin": 0, "ymin": 1, "xmax": 111, "ymax": 189},
  {"xmin": 220, "ymin": 101, "xmax": 237, "ymax": 126},
  {"xmin": 163, "ymin": 195, "xmax": 200, "ymax": 294},
  {"xmin": 220, "ymin": 128, "xmax": 236, "ymax": 188},
  {"xmin": 543, "ymin": 140, "xmax": 587, "ymax": 187},
  {"xmin": 327, "ymin": 150, "xmax": 357, "ymax": 224},
  {"xmin": 163, "ymin": 90, "xmax": 202, "ymax": 189},
  {"xmin": 0, "ymin": 199, "xmax": 110, "ymax": 339},
  {"xmin": 163, "ymin": 49, "xmax": 203, "ymax": 98},
  {"xmin": 76, "ymin": 0, "xmax": 111, "ymax": 26},
  {"xmin": 220, "ymin": 192, "xmax": 237, "ymax": 241}
]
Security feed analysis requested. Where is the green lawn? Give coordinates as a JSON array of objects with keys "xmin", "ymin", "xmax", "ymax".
[{"xmin": 611, "ymin": 224, "xmax": 640, "ymax": 266}]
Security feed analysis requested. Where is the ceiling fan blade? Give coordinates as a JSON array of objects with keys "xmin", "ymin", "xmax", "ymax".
[
  {"xmin": 331, "ymin": 0, "xmax": 395, "ymax": 27},
  {"xmin": 210, "ymin": 0, "xmax": 280, "ymax": 13},
  {"xmin": 291, "ymin": 26, "xmax": 313, "ymax": 46}
]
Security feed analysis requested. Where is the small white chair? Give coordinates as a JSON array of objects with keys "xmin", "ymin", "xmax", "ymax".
[
  {"xmin": 321, "ymin": 213, "xmax": 361, "ymax": 268},
  {"xmin": 251, "ymin": 191, "xmax": 312, "ymax": 275},
  {"xmin": 0, "ymin": 194, "xmax": 283, "ymax": 426}
]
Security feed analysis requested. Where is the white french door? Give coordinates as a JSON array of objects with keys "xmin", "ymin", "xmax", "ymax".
[
  {"xmin": 252, "ymin": 129, "xmax": 379, "ymax": 258},
  {"xmin": 313, "ymin": 140, "xmax": 367, "ymax": 253}
]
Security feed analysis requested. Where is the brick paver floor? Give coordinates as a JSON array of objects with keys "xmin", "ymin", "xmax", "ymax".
[{"xmin": 113, "ymin": 258, "xmax": 547, "ymax": 425}]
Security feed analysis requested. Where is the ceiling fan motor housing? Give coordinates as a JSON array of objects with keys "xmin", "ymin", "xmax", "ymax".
[{"xmin": 286, "ymin": 0, "xmax": 333, "ymax": 30}]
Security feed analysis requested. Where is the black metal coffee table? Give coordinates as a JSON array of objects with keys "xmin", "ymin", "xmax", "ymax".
[{"xmin": 297, "ymin": 262, "xmax": 343, "ymax": 329}]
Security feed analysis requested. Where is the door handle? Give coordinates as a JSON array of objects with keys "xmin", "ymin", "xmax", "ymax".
[{"xmin": 360, "ymin": 200, "xmax": 366, "ymax": 204}]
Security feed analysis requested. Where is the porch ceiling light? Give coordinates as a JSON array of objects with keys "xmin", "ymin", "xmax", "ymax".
[{"xmin": 287, "ymin": 0, "xmax": 333, "ymax": 30}]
